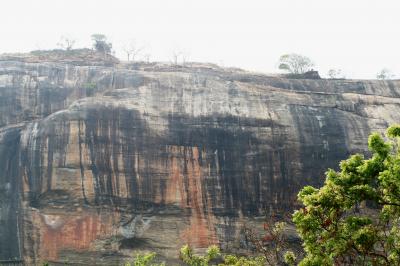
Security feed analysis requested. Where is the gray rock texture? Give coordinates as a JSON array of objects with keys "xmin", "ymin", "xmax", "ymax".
[{"xmin": 1, "ymin": 52, "xmax": 400, "ymax": 264}]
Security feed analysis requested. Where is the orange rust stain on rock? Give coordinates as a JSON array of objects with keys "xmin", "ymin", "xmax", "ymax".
[
  {"xmin": 32, "ymin": 210, "xmax": 117, "ymax": 261},
  {"xmin": 162, "ymin": 145, "xmax": 186, "ymax": 206},
  {"xmin": 164, "ymin": 145, "xmax": 218, "ymax": 247}
]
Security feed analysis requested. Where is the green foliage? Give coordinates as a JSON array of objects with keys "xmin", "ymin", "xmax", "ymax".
[
  {"xmin": 91, "ymin": 33, "xmax": 112, "ymax": 54},
  {"xmin": 283, "ymin": 251, "xmax": 297, "ymax": 265},
  {"xmin": 179, "ymin": 245, "xmax": 265, "ymax": 266},
  {"xmin": 83, "ymin": 82, "xmax": 97, "ymax": 89},
  {"xmin": 293, "ymin": 125, "xmax": 400, "ymax": 265},
  {"xmin": 125, "ymin": 252, "xmax": 165, "ymax": 266},
  {"xmin": 83, "ymin": 82, "xmax": 97, "ymax": 96},
  {"xmin": 91, "ymin": 34, "xmax": 107, "ymax": 42},
  {"xmin": 221, "ymin": 254, "xmax": 265, "ymax": 266},
  {"xmin": 278, "ymin": 54, "xmax": 314, "ymax": 74},
  {"xmin": 180, "ymin": 245, "xmax": 220, "ymax": 266}
]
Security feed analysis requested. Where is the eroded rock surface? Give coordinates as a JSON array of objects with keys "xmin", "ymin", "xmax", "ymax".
[{"xmin": 1, "ymin": 53, "xmax": 400, "ymax": 264}]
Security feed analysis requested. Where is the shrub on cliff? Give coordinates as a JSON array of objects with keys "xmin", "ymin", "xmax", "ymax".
[
  {"xmin": 179, "ymin": 244, "xmax": 267, "ymax": 266},
  {"xmin": 293, "ymin": 125, "xmax": 400, "ymax": 265},
  {"xmin": 125, "ymin": 252, "xmax": 165, "ymax": 266},
  {"xmin": 180, "ymin": 245, "xmax": 221, "ymax": 266}
]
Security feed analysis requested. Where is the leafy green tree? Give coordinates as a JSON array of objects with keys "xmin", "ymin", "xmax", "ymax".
[
  {"xmin": 278, "ymin": 54, "xmax": 314, "ymax": 74},
  {"xmin": 91, "ymin": 34, "xmax": 112, "ymax": 54},
  {"xmin": 293, "ymin": 125, "xmax": 400, "ymax": 265}
]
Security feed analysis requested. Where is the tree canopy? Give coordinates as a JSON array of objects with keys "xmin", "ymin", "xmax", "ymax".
[
  {"xmin": 293, "ymin": 125, "xmax": 400, "ymax": 265},
  {"xmin": 278, "ymin": 54, "xmax": 314, "ymax": 74},
  {"xmin": 91, "ymin": 33, "xmax": 112, "ymax": 54}
]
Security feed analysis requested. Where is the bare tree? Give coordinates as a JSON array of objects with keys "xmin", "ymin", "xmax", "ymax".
[
  {"xmin": 171, "ymin": 49, "xmax": 183, "ymax": 65},
  {"xmin": 327, "ymin": 68, "xmax": 345, "ymax": 79},
  {"xmin": 181, "ymin": 51, "xmax": 190, "ymax": 66},
  {"xmin": 243, "ymin": 213, "xmax": 304, "ymax": 265},
  {"xmin": 143, "ymin": 53, "xmax": 151, "ymax": 63},
  {"xmin": 34, "ymin": 42, "xmax": 43, "ymax": 51},
  {"xmin": 376, "ymin": 68, "xmax": 394, "ymax": 80},
  {"xmin": 57, "ymin": 36, "xmax": 76, "ymax": 51},
  {"xmin": 122, "ymin": 40, "xmax": 144, "ymax": 62},
  {"xmin": 171, "ymin": 48, "xmax": 190, "ymax": 66},
  {"xmin": 278, "ymin": 53, "xmax": 314, "ymax": 74}
]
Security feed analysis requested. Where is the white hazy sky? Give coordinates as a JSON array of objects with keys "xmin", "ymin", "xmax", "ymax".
[{"xmin": 1, "ymin": 0, "xmax": 399, "ymax": 79}]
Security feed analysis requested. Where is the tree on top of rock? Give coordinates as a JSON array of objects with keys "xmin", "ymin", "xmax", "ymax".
[
  {"xmin": 376, "ymin": 68, "xmax": 395, "ymax": 80},
  {"xmin": 91, "ymin": 34, "xmax": 112, "ymax": 54},
  {"xmin": 56, "ymin": 36, "xmax": 75, "ymax": 51},
  {"xmin": 278, "ymin": 53, "xmax": 314, "ymax": 74}
]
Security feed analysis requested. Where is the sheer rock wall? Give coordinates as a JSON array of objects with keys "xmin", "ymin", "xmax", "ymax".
[{"xmin": 1, "ymin": 58, "xmax": 400, "ymax": 264}]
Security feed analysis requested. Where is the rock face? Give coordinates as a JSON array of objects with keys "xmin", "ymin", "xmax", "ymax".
[{"xmin": 1, "ymin": 53, "xmax": 400, "ymax": 264}]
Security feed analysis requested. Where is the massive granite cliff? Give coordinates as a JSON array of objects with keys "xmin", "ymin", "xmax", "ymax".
[{"xmin": 1, "ymin": 51, "xmax": 400, "ymax": 264}]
